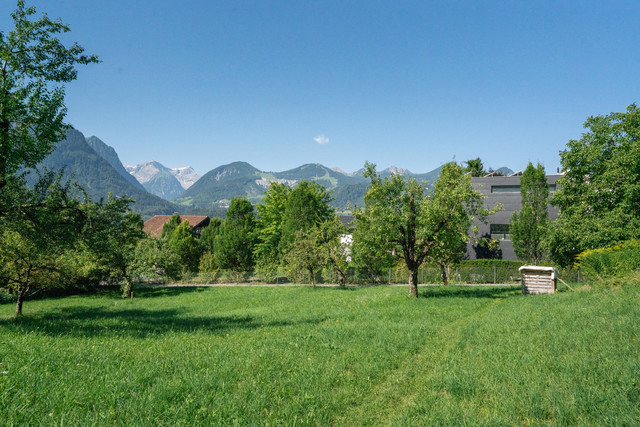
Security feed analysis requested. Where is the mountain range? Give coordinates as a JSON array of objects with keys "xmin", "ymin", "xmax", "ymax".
[
  {"xmin": 124, "ymin": 161, "xmax": 200, "ymax": 200},
  {"xmin": 29, "ymin": 129, "xmax": 513, "ymax": 218}
]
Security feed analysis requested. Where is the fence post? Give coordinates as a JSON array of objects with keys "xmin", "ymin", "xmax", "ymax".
[
  {"xmin": 494, "ymin": 266, "xmax": 497, "ymax": 284},
  {"xmin": 577, "ymin": 269, "xmax": 581, "ymax": 282}
]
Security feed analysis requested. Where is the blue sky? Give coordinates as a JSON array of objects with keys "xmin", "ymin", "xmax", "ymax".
[{"xmin": 2, "ymin": 1, "xmax": 639, "ymax": 175}]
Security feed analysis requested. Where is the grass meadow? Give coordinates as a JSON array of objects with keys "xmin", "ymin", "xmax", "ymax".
[{"xmin": 1, "ymin": 284, "xmax": 639, "ymax": 425}]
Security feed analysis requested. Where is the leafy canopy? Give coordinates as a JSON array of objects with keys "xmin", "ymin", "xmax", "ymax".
[
  {"xmin": 0, "ymin": 0, "xmax": 99, "ymax": 191},
  {"xmin": 356, "ymin": 161, "xmax": 489, "ymax": 296},
  {"xmin": 549, "ymin": 104, "xmax": 640, "ymax": 266}
]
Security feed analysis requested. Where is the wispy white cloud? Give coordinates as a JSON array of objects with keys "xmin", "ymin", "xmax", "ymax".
[{"xmin": 314, "ymin": 134, "xmax": 329, "ymax": 145}]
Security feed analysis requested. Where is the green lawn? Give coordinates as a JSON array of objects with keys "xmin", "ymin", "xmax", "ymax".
[{"xmin": 1, "ymin": 284, "xmax": 638, "ymax": 425}]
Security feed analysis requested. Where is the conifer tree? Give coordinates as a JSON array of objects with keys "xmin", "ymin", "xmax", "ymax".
[{"xmin": 510, "ymin": 162, "xmax": 550, "ymax": 265}]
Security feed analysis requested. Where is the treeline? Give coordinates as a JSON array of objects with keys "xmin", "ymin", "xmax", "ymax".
[{"xmin": 164, "ymin": 181, "xmax": 350, "ymax": 286}]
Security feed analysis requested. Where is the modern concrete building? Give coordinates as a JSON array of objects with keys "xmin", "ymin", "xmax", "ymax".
[{"xmin": 466, "ymin": 172, "xmax": 562, "ymax": 260}]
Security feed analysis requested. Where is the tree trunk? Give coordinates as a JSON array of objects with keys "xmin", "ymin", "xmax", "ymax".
[
  {"xmin": 15, "ymin": 288, "xmax": 25, "ymax": 316},
  {"xmin": 331, "ymin": 259, "xmax": 345, "ymax": 287},
  {"xmin": 408, "ymin": 268, "xmax": 419, "ymax": 297},
  {"xmin": 123, "ymin": 280, "xmax": 134, "ymax": 299},
  {"xmin": 440, "ymin": 263, "xmax": 449, "ymax": 285},
  {"xmin": 308, "ymin": 267, "xmax": 316, "ymax": 288},
  {"xmin": 336, "ymin": 268, "xmax": 345, "ymax": 287}
]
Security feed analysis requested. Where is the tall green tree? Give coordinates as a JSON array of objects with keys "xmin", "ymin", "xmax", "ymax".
[
  {"xmin": 168, "ymin": 220, "xmax": 201, "ymax": 273},
  {"xmin": 199, "ymin": 217, "xmax": 223, "ymax": 253},
  {"xmin": 0, "ymin": 0, "xmax": 99, "ymax": 199},
  {"xmin": 280, "ymin": 181, "xmax": 334, "ymax": 252},
  {"xmin": 214, "ymin": 198, "xmax": 256, "ymax": 273},
  {"xmin": 357, "ymin": 161, "xmax": 488, "ymax": 297},
  {"xmin": 253, "ymin": 181, "xmax": 334, "ymax": 280},
  {"xmin": 254, "ymin": 182, "xmax": 291, "ymax": 276},
  {"xmin": 549, "ymin": 104, "xmax": 640, "ymax": 266},
  {"xmin": 510, "ymin": 162, "xmax": 550, "ymax": 265}
]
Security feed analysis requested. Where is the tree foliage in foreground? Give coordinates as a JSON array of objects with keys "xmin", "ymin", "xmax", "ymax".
[
  {"xmin": 549, "ymin": 104, "xmax": 640, "ymax": 266},
  {"xmin": 0, "ymin": 0, "xmax": 99, "ymax": 200},
  {"xmin": 510, "ymin": 162, "xmax": 550, "ymax": 265},
  {"xmin": 355, "ymin": 161, "xmax": 490, "ymax": 297}
]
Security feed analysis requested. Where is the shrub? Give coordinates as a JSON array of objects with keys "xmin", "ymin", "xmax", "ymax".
[
  {"xmin": 576, "ymin": 240, "xmax": 640, "ymax": 280},
  {"xmin": 199, "ymin": 252, "xmax": 218, "ymax": 273}
]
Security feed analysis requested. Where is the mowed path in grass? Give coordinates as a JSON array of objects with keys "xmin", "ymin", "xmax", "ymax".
[{"xmin": 1, "ymin": 285, "xmax": 639, "ymax": 425}]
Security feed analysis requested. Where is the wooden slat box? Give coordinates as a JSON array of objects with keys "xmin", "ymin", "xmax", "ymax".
[{"xmin": 518, "ymin": 266, "xmax": 558, "ymax": 294}]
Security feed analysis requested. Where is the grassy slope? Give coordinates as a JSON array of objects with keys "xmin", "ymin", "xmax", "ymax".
[{"xmin": 1, "ymin": 285, "xmax": 638, "ymax": 425}]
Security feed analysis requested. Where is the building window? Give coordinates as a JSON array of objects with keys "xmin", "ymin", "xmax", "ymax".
[
  {"xmin": 490, "ymin": 224, "xmax": 511, "ymax": 241},
  {"xmin": 491, "ymin": 185, "xmax": 520, "ymax": 193}
]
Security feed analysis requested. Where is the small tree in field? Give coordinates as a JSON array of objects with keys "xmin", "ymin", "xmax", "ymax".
[
  {"xmin": 317, "ymin": 216, "xmax": 350, "ymax": 287},
  {"xmin": 429, "ymin": 229, "xmax": 467, "ymax": 285},
  {"xmin": 284, "ymin": 228, "xmax": 326, "ymax": 287},
  {"xmin": 356, "ymin": 161, "xmax": 489, "ymax": 297},
  {"xmin": 0, "ymin": 172, "xmax": 87, "ymax": 315},
  {"xmin": 80, "ymin": 194, "xmax": 145, "ymax": 298}
]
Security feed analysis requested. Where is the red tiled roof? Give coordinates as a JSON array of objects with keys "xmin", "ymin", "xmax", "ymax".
[{"xmin": 143, "ymin": 215, "xmax": 210, "ymax": 237}]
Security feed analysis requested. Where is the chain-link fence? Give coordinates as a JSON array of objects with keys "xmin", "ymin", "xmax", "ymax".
[{"xmin": 179, "ymin": 262, "xmax": 584, "ymax": 285}]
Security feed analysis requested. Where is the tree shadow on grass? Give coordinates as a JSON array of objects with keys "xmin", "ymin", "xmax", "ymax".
[
  {"xmin": 419, "ymin": 285, "xmax": 520, "ymax": 300},
  {"xmin": 131, "ymin": 286, "xmax": 209, "ymax": 298},
  {"xmin": 327, "ymin": 286, "xmax": 358, "ymax": 292},
  {"xmin": 0, "ymin": 305, "xmax": 323, "ymax": 339}
]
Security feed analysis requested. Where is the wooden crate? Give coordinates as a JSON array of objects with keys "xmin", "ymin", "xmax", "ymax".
[{"xmin": 518, "ymin": 266, "xmax": 558, "ymax": 294}]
